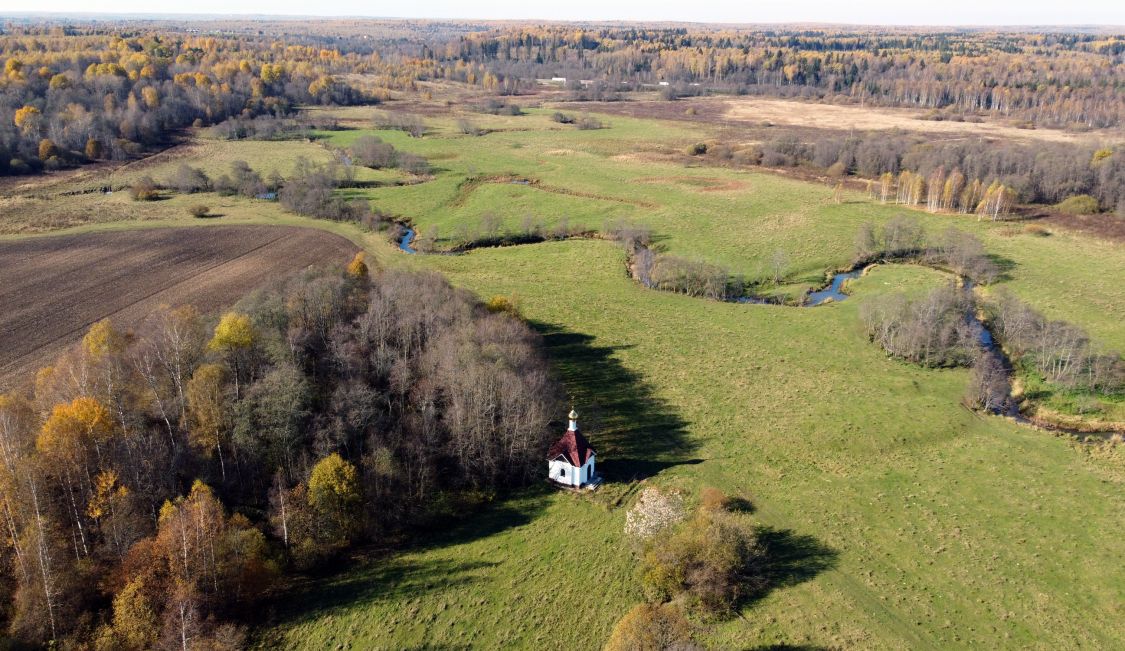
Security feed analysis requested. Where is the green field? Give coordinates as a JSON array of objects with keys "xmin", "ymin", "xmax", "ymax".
[
  {"xmin": 259, "ymin": 241, "xmax": 1123, "ymax": 649},
  {"xmin": 317, "ymin": 108, "xmax": 1125, "ymax": 349},
  {"xmin": 3, "ymin": 99, "xmax": 1123, "ymax": 649}
]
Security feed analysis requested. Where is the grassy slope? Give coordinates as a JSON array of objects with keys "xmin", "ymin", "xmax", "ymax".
[
  {"xmin": 261, "ymin": 241, "xmax": 1124, "ymax": 650},
  {"xmin": 317, "ymin": 109, "xmax": 1125, "ymax": 350}
]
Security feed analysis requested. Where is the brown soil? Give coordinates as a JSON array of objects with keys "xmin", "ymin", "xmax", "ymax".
[{"xmin": 0, "ymin": 225, "xmax": 358, "ymax": 390}]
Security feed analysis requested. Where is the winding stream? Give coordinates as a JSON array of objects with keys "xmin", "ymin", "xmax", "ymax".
[
  {"xmin": 395, "ymin": 227, "xmax": 1115, "ymax": 442},
  {"xmin": 399, "ymin": 227, "xmax": 417, "ymax": 254},
  {"xmin": 806, "ymin": 269, "xmax": 863, "ymax": 306}
]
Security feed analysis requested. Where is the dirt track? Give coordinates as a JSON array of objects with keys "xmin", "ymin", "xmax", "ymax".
[{"xmin": 0, "ymin": 225, "xmax": 358, "ymax": 390}]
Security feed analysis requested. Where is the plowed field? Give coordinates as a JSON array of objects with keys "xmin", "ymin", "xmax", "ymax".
[{"xmin": 0, "ymin": 225, "xmax": 357, "ymax": 389}]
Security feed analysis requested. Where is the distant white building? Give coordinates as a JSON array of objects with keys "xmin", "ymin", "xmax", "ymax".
[{"xmin": 547, "ymin": 409, "xmax": 598, "ymax": 488}]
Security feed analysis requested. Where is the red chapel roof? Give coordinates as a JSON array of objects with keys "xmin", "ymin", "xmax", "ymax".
[{"xmin": 547, "ymin": 428, "xmax": 595, "ymax": 466}]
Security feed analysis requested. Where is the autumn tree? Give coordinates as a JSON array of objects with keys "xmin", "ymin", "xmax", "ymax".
[
  {"xmin": 207, "ymin": 313, "xmax": 258, "ymax": 398},
  {"xmin": 186, "ymin": 364, "xmax": 229, "ymax": 479},
  {"xmin": 306, "ymin": 453, "xmax": 360, "ymax": 547},
  {"xmin": 604, "ymin": 603, "xmax": 700, "ymax": 651}
]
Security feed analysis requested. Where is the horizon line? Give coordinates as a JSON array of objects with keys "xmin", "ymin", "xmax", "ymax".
[{"xmin": 2, "ymin": 12, "xmax": 1123, "ymax": 30}]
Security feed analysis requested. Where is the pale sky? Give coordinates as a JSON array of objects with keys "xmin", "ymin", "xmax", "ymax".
[{"xmin": 7, "ymin": 1, "xmax": 1125, "ymax": 26}]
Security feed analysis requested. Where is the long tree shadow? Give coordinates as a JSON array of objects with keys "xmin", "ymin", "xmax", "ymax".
[
  {"xmin": 258, "ymin": 322, "xmax": 698, "ymax": 634},
  {"xmin": 986, "ymin": 253, "xmax": 1018, "ymax": 284},
  {"xmin": 529, "ymin": 320, "xmax": 702, "ymax": 482},
  {"xmin": 744, "ymin": 526, "xmax": 839, "ymax": 607},
  {"xmin": 260, "ymin": 494, "xmax": 551, "ymax": 628}
]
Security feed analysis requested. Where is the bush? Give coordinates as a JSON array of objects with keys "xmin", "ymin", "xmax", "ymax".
[
  {"xmin": 485, "ymin": 294, "xmax": 520, "ymax": 317},
  {"xmin": 640, "ymin": 507, "xmax": 766, "ymax": 615},
  {"xmin": 1055, "ymin": 194, "xmax": 1100, "ymax": 215},
  {"xmin": 167, "ymin": 164, "xmax": 210, "ymax": 193},
  {"xmin": 456, "ymin": 119, "xmax": 484, "ymax": 136},
  {"xmin": 731, "ymin": 146, "xmax": 762, "ymax": 166},
  {"xmin": 686, "ymin": 142, "xmax": 708, "ymax": 156},
  {"xmin": 604, "ymin": 603, "xmax": 700, "ymax": 651},
  {"xmin": 188, "ymin": 205, "xmax": 211, "ymax": 218},
  {"xmin": 550, "ymin": 111, "xmax": 574, "ymax": 124},
  {"xmin": 129, "ymin": 176, "xmax": 159, "ymax": 201},
  {"xmin": 575, "ymin": 115, "xmax": 603, "ymax": 130}
]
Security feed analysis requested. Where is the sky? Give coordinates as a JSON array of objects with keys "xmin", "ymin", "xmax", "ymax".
[{"xmin": 8, "ymin": 1, "xmax": 1125, "ymax": 26}]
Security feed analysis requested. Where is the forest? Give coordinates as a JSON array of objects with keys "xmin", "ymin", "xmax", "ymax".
[
  {"xmin": 0, "ymin": 27, "xmax": 369, "ymax": 175},
  {"xmin": 0, "ymin": 259, "xmax": 559, "ymax": 648},
  {"xmin": 4, "ymin": 21, "xmax": 1124, "ymax": 218},
  {"xmin": 443, "ymin": 27, "xmax": 1125, "ymax": 128}
]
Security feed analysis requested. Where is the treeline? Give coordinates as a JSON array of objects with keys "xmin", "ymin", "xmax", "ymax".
[
  {"xmin": 348, "ymin": 134, "xmax": 431, "ymax": 174},
  {"xmin": 206, "ymin": 113, "xmax": 341, "ymax": 141},
  {"xmin": 704, "ymin": 132, "xmax": 1125, "ymax": 215},
  {"xmin": 442, "ymin": 27, "xmax": 1125, "ymax": 128},
  {"xmin": 155, "ymin": 157, "xmax": 399, "ymax": 228},
  {"xmin": 860, "ymin": 284, "xmax": 980, "ymax": 368},
  {"xmin": 989, "ymin": 291, "xmax": 1124, "ymax": 394},
  {"xmin": 0, "ymin": 261, "xmax": 559, "ymax": 647},
  {"xmin": 0, "ymin": 30, "xmax": 369, "ymax": 175},
  {"xmin": 854, "ymin": 216, "xmax": 1000, "ymax": 284}
]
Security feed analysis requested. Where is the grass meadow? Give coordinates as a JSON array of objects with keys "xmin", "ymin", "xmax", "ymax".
[
  {"xmin": 316, "ymin": 107, "xmax": 1125, "ymax": 350},
  {"xmin": 2, "ymin": 97, "xmax": 1122, "ymax": 649},
  {"xmin": 259, "ymin": 240, "xmax": 1124, "ymax": 649}
]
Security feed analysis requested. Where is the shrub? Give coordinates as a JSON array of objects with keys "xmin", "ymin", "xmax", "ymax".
[
  {"xmin": 859, "ymin": 285, "xmax": 978, "ymax": 368},
  {"xmin": 732, "ymin": 146, "xmax": 762, "ymax": 166},
  {"xmin": 485, "ymin": 294, "xmax": 520, "ymax": 317},
  {"xmin": 550, "ymin": 111, "xmax": 574, "ymax": 124},
  {"xmin": 575, "ymin": 115, "xmax": 603, "ymax": 130},
  {"xmin": 686, "ymin": 142, "xmax": 708, "ymax": 156},
  {"xmin": 1055, "ymin": 194, "xmax": 1100, "ymax": 215},
  {"xmin": 167, "ymin": 164, "xmax": 210, "ymax": 193},
  {"xmin": 699, "ymin": 487, "xmax": 728, "ymax": 512},
  {"xmin": 456, "ymin": 119, "xmax": 484, "ymax": 136},
  {"xmin": 188, "ymin": 205, "xmax": 210, "ymax": 218},
  {"xmin": 129, "ymin": 176, "xmax": 159, "ymax": 201},
  {"xmin": 826, "ymin": 160, "xmax": 848, "ymax": 177},
  {"xmin": 640, "ymin": 508, "xmax": 766, "ymax": 614},
  {"xmin": 604, "ymin": 603, "xmax": 700, "ymax": 651},
  {"xmin": 1023, "ymin": 224, "xmax": 1050, "ymax": 237}
]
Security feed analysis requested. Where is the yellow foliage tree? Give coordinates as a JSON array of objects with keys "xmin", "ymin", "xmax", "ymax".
[
  {"xmin": 345, "ymin": 251, "xmax": 369, "ymax": 279},
  {"xmin": 85, "ymin": 138, "xmax": 103, "ymax": 160},
  {"xmin": 37, "ymin": 138, "xmax": 58, "ymax": 161},
  {"xmin": 95, "ymin": 578, "xmax": 158, "ymax": 651},
  {"xmin": 186, "ymin": 363, "xmax": 229, "ymax": 477},
  {"xmin": 307, "ymin": 453, "xmax": 360, "ymax": 544},
  {"xmin": 83, "ymin": 318, "xmax": 126, "ymax": 360},
  {"xmin": 208, "ymin": 313, "xmax": 256, "ymax": 352},
  {"xmin": 38, "ymin": 396, "xmax": 114, "ymax": 456},
  {"xmin": 87, "ymin": 469, "xmax": 128, "ymax": 520},
  {"xmin": 13, "ymin": 104, "xmax": 40, "ymax": 136},
  {"xmin": 141, "ymin": 86, "xmax": 159, "ymax": 109}
]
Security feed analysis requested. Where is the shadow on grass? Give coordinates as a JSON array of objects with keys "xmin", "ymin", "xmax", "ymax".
[
  {"xmin": 261, "ymin": 494, "xmax": 551, "ymax": 630},
  {"xmin": 748, "ymin": 526, "xmax": 839, "ymax": 605},
  {"xmin": 530, "ymin": 320, "xmax": 701, "ymax": 482},
  {"xmin": 257, "ymin": 322, "xmax": 697, "ymax": 635},
  {"xmin": 743, "ymin": 645, "xmax": 832, "ymax": 651},
  {"xmin": 986, "ymin": 253, "xmax": 1018, "ymax": 284}
]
